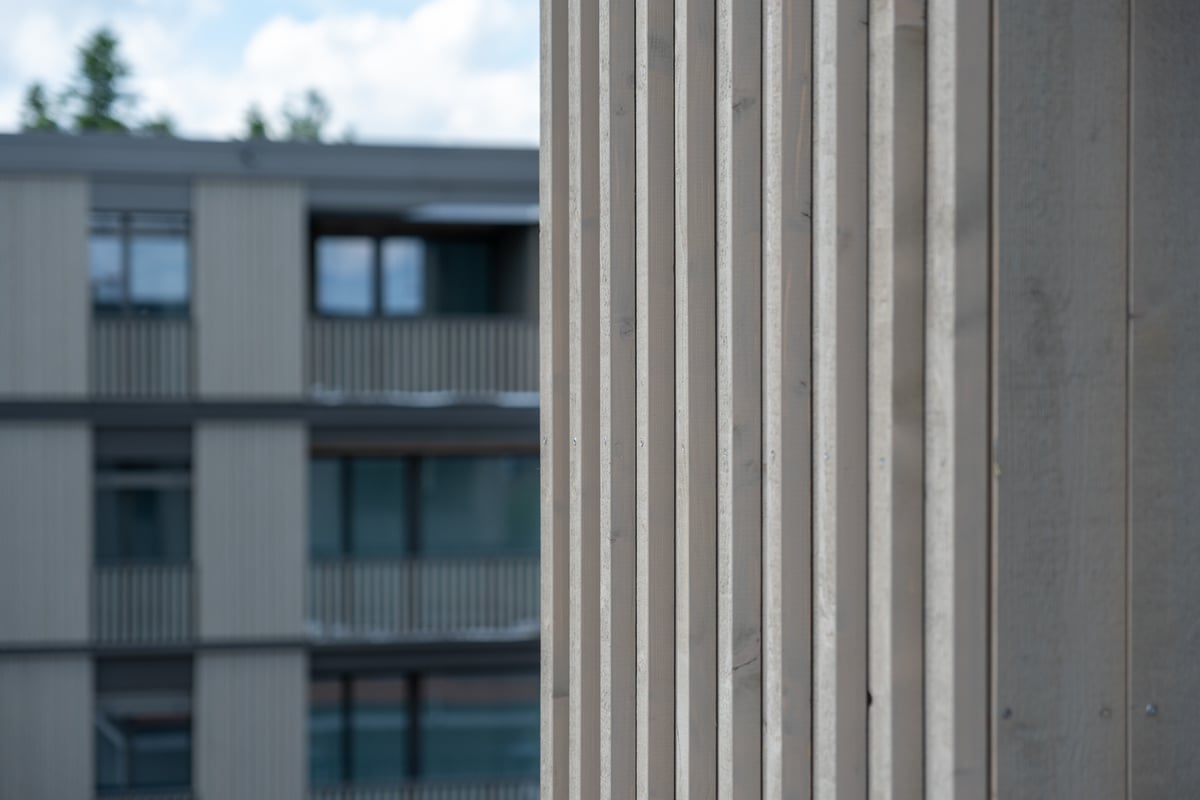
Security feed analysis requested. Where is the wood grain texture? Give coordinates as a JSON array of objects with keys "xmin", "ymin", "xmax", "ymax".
[
  {"xmin": 635, "ymin": 0, "xmax": 676, "ymax": 794},
  {"xmin": 540, "ymin": 0, "xmax": 571, "ymax": 795},
  {"xmin": 599, "ymin": 0, "xmax": 638, "ymax": 796},
  {"xmin": 674, "ymin": 0, "xmax": 718, "ymax": 795},
  {"xmin": 868, "ymin": 0, "xmax": 925, "ymax": 797},
  {"xmin": 568, "ymin": 0, "xmax": 602, "ymax": 795},
  {"xmin": 926, "ymin": 0, "xmax": 989, "ymax": 797},
  {"xmin": 763, "ymin": 0, "xmax": 814, "ymax": 797},
  {"xmin": 813, "ymin": 0, "xmax": 869, "ymax": 796},
  {"xmin": 716, "ymin": 0, "xmax": 763, "ymax": 795},
  {"xmin": 994, "ymin": 1, "xmax": 1128, "ymax": 797},
  {"xmin": 1129, "ymin": 2, "xmax": 1200, "ymax": 794}
]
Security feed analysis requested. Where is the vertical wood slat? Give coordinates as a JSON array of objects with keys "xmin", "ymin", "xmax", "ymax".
[
  {"xmin": 568, "ymin": 0, "xmax": 601, "ymax": 792},
  {"xmin": 635, "ymin": 0, "xmax": 676, "ymax": 794},
  {"xmin": 716, "ymin": 0, "xmax": 764, "ymax": 796},
  {"xmin": 813, "ymin": 0, "xmax": 869, "ymax": 796},
  {"xmin": 762, "ymin": 0, "xmax": 814, "ymax": 797},
  {"xmin": 867, "ymin": 0, "xmax": 926, "ymax": 796},
  {"xmin": 1129, "ymin": 3, "xmax": 1200, "ymax": 794},
  {"xmin": 599, "ymin": 0, "xmax": 638, "ymax": 795},
  {"xmin": 993, "ymin": 1, "xmax": 1127, "ymax": 798},
  {"xmin": 540, "ymin": 0, "xmax": 571, "ymax": 797},
  {"xmin": 674, "ymin": 0, "xmax": 718, "ymax": 795}
]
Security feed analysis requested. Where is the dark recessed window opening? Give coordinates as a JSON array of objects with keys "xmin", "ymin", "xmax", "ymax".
[
  {"xmin": 309, "ymin": 455, "xmax": 538, "ymax": 559},
  {"xmin": 309, "ymin": 670, "xmax": 537, "ymax": 788},
  {"xmin": 96, "ymin": 460, "xmax": 191, "ymax": 565},
  {"xmin": 96, "ymin": 658, "xmax": 193, "ymax": 795},
  {"xmin": 90, "ymin": 211, "xmax": 190, "ymax": 316}
]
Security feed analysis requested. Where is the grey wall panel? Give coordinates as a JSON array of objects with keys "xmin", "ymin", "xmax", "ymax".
[
  {"xmin": 0, "ymin": 424, "xmax": 90, "ymax": 644},
  {"xmin": 195, "ymin": 650, "xmax": 306, "ymax": 800},
  {"xmin": 196, "ymin": 422, "xmax": 306, "ymax": 640},
  {"xmin": 194, "ymin": 179, "xmax": 304, "ymax": 398},
  {"xmin": 1129, "ymin": 2, "xmax": 1200, "ymax": 793},
  {"xmin": 0, "ymin": 176, "xmax": 88, "ymax": 398},
  {"xmin": 0, "ymin": 655, "xmax": 91, "ymax": 799}
]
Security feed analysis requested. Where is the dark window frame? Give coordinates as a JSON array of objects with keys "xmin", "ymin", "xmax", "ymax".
[
  {"xmin": 309, "ymin": 667, "xmax": 537, "ymax": 788},
  {"xmin": 309, "ymin": 218, "xmax": 508, "ymax": 320},
  {"xmin": 95, "ymin": 460, "xmax": 193, "ymax": 566},
  {"xmin": 310, "ymin": 453, "xmax": 538, "ymax": 561},
  {"xmin": 90, "ymin": 210, "xmax": 192, "ymax": 318}
]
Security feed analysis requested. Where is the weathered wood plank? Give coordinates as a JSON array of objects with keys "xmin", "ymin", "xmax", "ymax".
[
  {"xmin": 716, "ymin": 0, "xmax": 763, "ymax": 795},
  {"xmin": 868, "ymin": 0, "xmax": 925, "ymax": 797},
  {"xmin": 599, "ymin": 0, "xmax": 638, "ymax": 794},
  {"xmin": 674, "ymin": 0, "xmax": 718, "ymax": 795},
  {"xmin": 635, "ymin": 0, "xmax": 676, "ymax": 794},
  {"xmin": 763, "ymin": 0, "xmax": 814, "ymax": 797},
  {"xmin": 540, "ymin": 0, "xmax": 571, "ymax": 795},
  {"xmin": 568, "ymin": 0, "xmax": 602, "ymax": 795},
  {"xmin": 813, "ymin": 0, "xmax": 869, "ymax": 796},
  {"xmin": 993, "ymin": 1, "xmax": 1128, "ymax": 797},
  {"xmin": 1129, "ymin": 3, "xmax": 1200, "ymax": 794}
]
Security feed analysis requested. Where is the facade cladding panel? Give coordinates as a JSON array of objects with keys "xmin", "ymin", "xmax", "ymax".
[
  {"xmin": 194, "ymin": 179, "xmax": 306, "ymax": 399},
  {"xmin": 0, "ymin": 175, "xmax": 88, "ymax": 397},
  {"xmin": 195, "ymin": 422, "xmax": 307, "ymax": 640},
  {"xmin": 0, "ymin": 423, "xmax": 90, "ymax": 644}
]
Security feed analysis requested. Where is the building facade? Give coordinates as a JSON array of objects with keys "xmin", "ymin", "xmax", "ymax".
[{"xmin": 0, "ymin": 133, "xmax": 540, "ymax": 800}]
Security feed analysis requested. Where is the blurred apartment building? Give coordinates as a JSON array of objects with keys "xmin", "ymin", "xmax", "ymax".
[{"xmin": 0, "ymin": 134, "xmax": 539, "ymax": 800}]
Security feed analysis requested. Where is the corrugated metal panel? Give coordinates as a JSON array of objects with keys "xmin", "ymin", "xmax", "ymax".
[
  {"xmin": 0, "ymin": 176, "xmax": 88, "ymax": 397},
  {"xmin": 91, "ymin": 317, "xmax": 192, "ymax": 398},
  {"xmin": 195, "ymin": 422, "xmax": 305, "ymax": 639},
  {"xmin": 308, "ymin": 782, "xmax": 539, "ymax": 800},
  {"xmin": 0, "ymin": 655, "xmax": 92, "ymax": 798},
  {"xmin": 194, "ymin": 179, "xmax": 304, "ymax": 398},
  {"xmin": 195, "ymin": 650, "xmax": 306, "ymax": 800},
  {"xmin": 0, "ymin": 424, "xmax": 90, "ymax": 644}
]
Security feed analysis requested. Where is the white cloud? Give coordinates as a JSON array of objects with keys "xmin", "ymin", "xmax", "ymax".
[{"xmin": 0, "ymin": 0, "xmax": 539, "ymax": 145}]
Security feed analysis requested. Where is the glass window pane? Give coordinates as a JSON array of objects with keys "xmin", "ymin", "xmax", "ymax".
[
  {"xmin": 96, "ymin": 689, "xmax": 192, "ymax": 792},
  {"xmin": 419, "ymin": 673, "xmax": 538, "ymax": 779},
  {"xmin": 90, "ymin": 234, "xmax": 124, "ymax": 306},
  {"xmin": 350, "ymin": 459, "xmax": 408, "ymax": 558},
  {"xmin": 310, "ymin": 460, "xmax": 343, "ymax": 559},
  {"xmin": 382, "ymin": 238, "xmax": 426, "ymax": 315},
  {"xmin": 309, "ymin": 679, "xmax": 345, "ymax": 786},
  {"xmin": 317, "ymin": 237, "xmax": 374, "ymax": 315},
  {"xmin": 429, "ymin": 241, "xmax": 492, "ymax": 314},
  {"xmin": 352, "ymin": 676, "xmax": 409, "ymax": 782},
  {"xmin": 419, "ymin": 456, "xmax": 539, "ymax": 556},
  {"xmin": 95, "ymin": 486, "xmax": 190, "ymax": 563},
  {"xmin": 129, "ymin": 235, "xmax": 189, "ymax": 309}
]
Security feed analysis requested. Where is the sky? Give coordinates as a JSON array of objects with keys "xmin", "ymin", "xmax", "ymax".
[{"xmin": 0, "ymin": 0, "xmax": 539, "ymax": 145}]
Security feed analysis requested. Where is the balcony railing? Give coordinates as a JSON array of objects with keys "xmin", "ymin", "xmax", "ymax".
[
  {"xmin": 91, "ymin": 317, "xmax": 192, "ymax": 399},
  {"xmin": 309, "ymin": 781, "xmax": 538, "ymax": 800},
  {"xmin": 93, "ymin": 564, "xmax": 194, "ymax": 645},
  {"xmin": 307, "ymin": 317, "xmax": 537, "ymax": 399},
  {"xmin": 307, "ymin": 557, "xmax": 539, "ymax": 642},
  {"xmin": 95, "ymin": 793, "xmax": 192, "ymax": 800}
]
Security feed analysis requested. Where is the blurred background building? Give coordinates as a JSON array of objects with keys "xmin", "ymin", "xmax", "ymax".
[{"xmin": 0, "ymin": 132, "xmax": 540, "ymax": 800}]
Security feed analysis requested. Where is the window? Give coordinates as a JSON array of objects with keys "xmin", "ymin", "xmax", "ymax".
[
  {"xmin": 96, "ymin": 659, "xmax": 192, "ymax": 795},
  {"xmin": 96, "ymin": 461, "xmax": 191, "ymax": 564},
  {"xmin": 310, "ymin": 455, "xmax": 537, "ymax": 559},
  {"xmin": 313, "ymin": 233, "xmax": 498, "ymax": 317},
  {"xmin": 310, "ymin": 671, "xmax": 536, "ymax": 787},
  {"xmin": 90, "ymin": 212, "xmax": 190, "ymax": 314}
]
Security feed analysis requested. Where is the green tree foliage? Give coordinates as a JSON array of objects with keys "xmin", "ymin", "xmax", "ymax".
[
  {"xmin": 69, "ymin": 27, "xmax": 131, "ymax": 132},
  {"xmin": 244, "ymin": 104, "xmax": 270, "ymax": 140},
  {"xmin": 282, "ymin": 89, "xmax": 330, "ymax": 143},
  {"xmin": 20, "ymin": 83, "xmax": 59, "ymax": 131},
  {"xmin": 139, "ymin": 114, "xmax": 176, "ymax": 137}
]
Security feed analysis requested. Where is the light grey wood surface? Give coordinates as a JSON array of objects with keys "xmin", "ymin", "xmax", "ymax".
[{"xmin": 1129, "ymin": 2, "xmax": 1200, "ymax": 794}]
